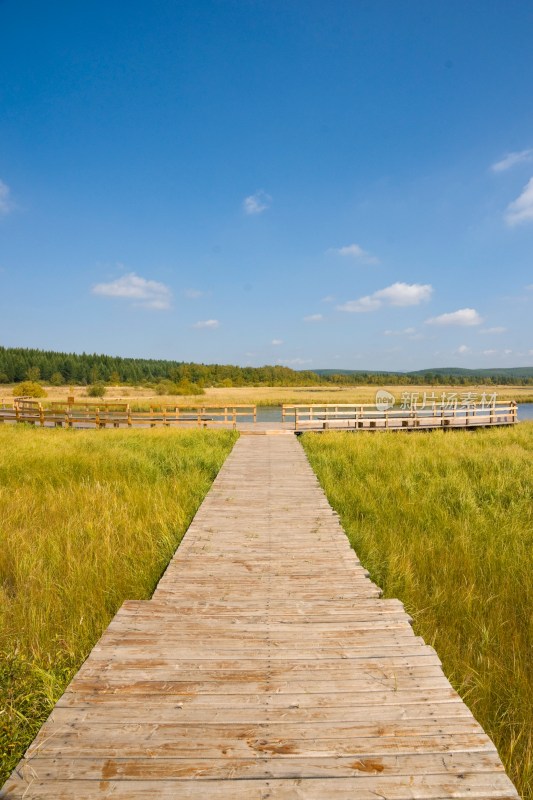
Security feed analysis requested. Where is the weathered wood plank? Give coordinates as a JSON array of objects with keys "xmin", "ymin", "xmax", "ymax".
[
  {"xmin": 11, "ymin": 751, "xmax": 506, "ymax": 780},
  {"xmin": 1, "ymin": 773, "xmax": 518, "ymax": 799}
]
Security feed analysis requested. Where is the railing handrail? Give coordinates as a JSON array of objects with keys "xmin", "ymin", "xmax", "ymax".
[
  {"xmin": 288, "ymin": 401, "xmax": 517, "ymax": 431},
  {"xmin": 2, "ymin": 403, "xmax": 258, "ymax": 430}
]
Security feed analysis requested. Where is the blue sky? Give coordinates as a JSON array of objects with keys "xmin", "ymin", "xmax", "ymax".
[{"xmin": 1, "ymin": 0, "xmax": 532, "ymax": 371}]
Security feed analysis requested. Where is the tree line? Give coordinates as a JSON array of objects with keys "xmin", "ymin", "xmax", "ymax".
[{"xmin": 0, "ymin": 347, "xmax": 531, "ymax": 387}]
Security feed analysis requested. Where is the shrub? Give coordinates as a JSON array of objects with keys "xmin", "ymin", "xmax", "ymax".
[
  {"xmin": 13, "ymin": 382, "xmax": 47, "ymax": 398},
  {"xmin": 155, "ymin": 380, "xmax": 205, "ymax": 396},
  {"xmin": 87, "ymin": 383, "xmax": 106, "ymax": 398},
  {"xmin": 49, "ymin": 372, "xmax": 64, "ymax": 386},
  {"xmin": 175, "ymin": 379, "xmax": 205, "ymax": 396}
]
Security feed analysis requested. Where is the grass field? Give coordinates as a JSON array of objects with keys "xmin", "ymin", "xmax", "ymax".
[
  {"xmin": 301, "ymin": 424, "xmax": 533, "ymax": 799},
  {"xmin": 0, "ymin": 426, "xmax": 237, "ymax": 786},
  {"xmin": 2, "ymin": 383, "xmax": 532, "ymax": 407}
]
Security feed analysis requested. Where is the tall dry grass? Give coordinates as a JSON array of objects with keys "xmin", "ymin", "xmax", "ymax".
[
  {"xmin": 302, "ymin": 424, "xmax": 533, "ymax": 799},
  {"xmin": 0, "ymin": 426, "xmax": 236, "ymax": 784},
  {"xmin": 3, "ymin": 383, "xmax": 532, "ymax": 408}
]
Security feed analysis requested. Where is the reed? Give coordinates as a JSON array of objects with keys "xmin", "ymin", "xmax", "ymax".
[{"xmin": 301, "ymin": 424, "xmax": 533, "ymax": 799}]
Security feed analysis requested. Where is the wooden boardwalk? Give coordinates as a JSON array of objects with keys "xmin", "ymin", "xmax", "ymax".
[{"xmin": 2, "ymin": 437, "xmax": 518, "ymax": 799}]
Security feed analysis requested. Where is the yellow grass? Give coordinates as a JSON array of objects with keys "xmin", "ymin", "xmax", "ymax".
[
  {"xmin": 3, "ymin": 383, "xmax": 532, "ymax": 408},
  {"xmin": 302, "ymin": 424, "xmax": 533, "ymax": 799},
  {"xmin": 0, "ymin": 426, "xmax": 237, "ymax": 784}
]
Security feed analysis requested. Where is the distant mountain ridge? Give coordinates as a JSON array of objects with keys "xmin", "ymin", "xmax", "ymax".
[{"xmin": 313, "ymin": 366, "xmax": 533, "ymax": 380}]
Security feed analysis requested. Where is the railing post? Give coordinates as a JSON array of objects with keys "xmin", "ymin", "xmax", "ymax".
[{"xmin": 127, "ymin": 405, "xmax": 132, "ymax": 428}]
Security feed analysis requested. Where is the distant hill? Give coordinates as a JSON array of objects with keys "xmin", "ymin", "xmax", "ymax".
[
  {"xmin": 408, "ymin": 366, "xmax": 533, "ymax": 379},
  {"xmin": 313, "ymin": 366, "xmax": 533, "ymax": 381}
]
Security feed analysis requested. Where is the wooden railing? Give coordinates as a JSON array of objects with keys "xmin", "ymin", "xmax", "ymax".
[
  {"xmin": 282, "ymin": 402, "xmax": 518, "ymax": 432},
  {"xmin": 0, "ymin": 401, "xmax": 256, "ymax": 430}
]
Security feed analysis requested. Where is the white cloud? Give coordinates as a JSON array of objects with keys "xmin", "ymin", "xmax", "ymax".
[
  {"xmin": 384, "ymin": 327, "xmax": 417, "ymax": 336},
  {"xmin": 479, "ymin": 326, "xmax": 506, "ymax": 334},
  {"xmin": 271, "ymin": 338, "xmax": 283, "ymax": 345},
  {"xmin": 338, "ymin": 282, "xmax": 433, "ymax": 313},
  {"xmin": 303, "ymin": 313, "xmax": 323, "ymax": 322},
  {"xmin": 456, "ymin": 344, "xmax": 470, "ymax": 355},
  {"xmin": 243, "ymin": 190, "xmax": 271, "ymax": 215},
  {"xmin": 184, "ymin": 288, "xmax": 203, "ymax": 299},
  {"xmin": 337, "ymin": 296, "xmax": 381, "ymax": 313},
  {"xmin": 482, "ymin": 348, "xmax": 513, "ymax": 357},
  {"xmin": 491, "ymin": 149, "xmax": 533, "ymax": 173},
  {"xmin": 0, "ymin": 180, "xmax": 13, "ymax": 215},
  {"xmin": 425, "ymin": 308, "xmax": 483, "ymax": 327},
  {"xmin": 375, "ymin": 283, "xmax": 433, "ymax": 306},
  {"xmin": 193, "ymin": 319, "xmax": 219, "ymax": 329},
  {"xmin": 322, "ymin": 295, "xmax": 335, "ymax": 303},
  {"xmin": 329, "ymin": 243, "xmax": 380, "ymax": 265},
  {"xmin": 92, "ymin": 272, "xmax": 172, "ymax": 310},
  {"xmin": 279, "ymin": 358, "xmax": 312, "ymax": 366},
  {"xmin": 505, "ymin": 177, "xmax": 533, "ymax": 226}
]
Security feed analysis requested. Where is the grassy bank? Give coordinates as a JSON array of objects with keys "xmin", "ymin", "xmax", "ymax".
[
  {"xmin": 2, "ymin": 383, "xmax": 533, "ymax": 407},
  {"xmin": 302, "ymin": 424, "xmax": 533, "ymax": 798},
  {"xmin": 0, "ymin": 426, "xmax": 237, "ymax": 785}
]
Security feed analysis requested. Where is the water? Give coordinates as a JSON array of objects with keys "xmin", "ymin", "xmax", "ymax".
[
  {"xmin": 256, "ymin": 406, "xmax": 283, "ymax": 422},
  {"xmin": 518, "ymin": 403, "xmax": 533, "ymax": 420}
]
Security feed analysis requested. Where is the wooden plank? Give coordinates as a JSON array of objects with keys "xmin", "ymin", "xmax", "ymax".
[
  {"xmin": 11, "ymin": 751, "xmax": 506, "ymax": 780},
  {"xmin": 49, "ymin": 700, "xmax": 472, "ymax": 725},
  {"xmin": 55, "ymin": 686, "xmax": 461, "ymax": 708},
  {"xmin": 1, "ymin": 773, "xmax": 518, "ymax": 799}
]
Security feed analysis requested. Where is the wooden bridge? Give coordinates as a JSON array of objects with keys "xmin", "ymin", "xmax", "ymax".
[
  {"xmin": 283, "ymin": 402, "xmax": 518, "ymax": 432},
  {"xmin": 2, "ymin": 436, "xmax": 518, "ymax": 799},
  {"xmin": 0, "ymin": 399, "xmax": 256, "ymax": 429}
]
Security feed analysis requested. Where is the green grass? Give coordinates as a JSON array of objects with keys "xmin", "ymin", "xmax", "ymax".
[
  {"xmin": 0, "ymin": 425, "xmax": 237, "ymax": 785},
  {"xmin": 302, "ymin": 424, "xmax": 533, "ymax": 799}
]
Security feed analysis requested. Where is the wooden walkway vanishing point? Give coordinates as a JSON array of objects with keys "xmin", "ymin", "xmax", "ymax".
[{"xmin": 2, "ymin": 436, "xmax": 519, "ymax": 799}]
